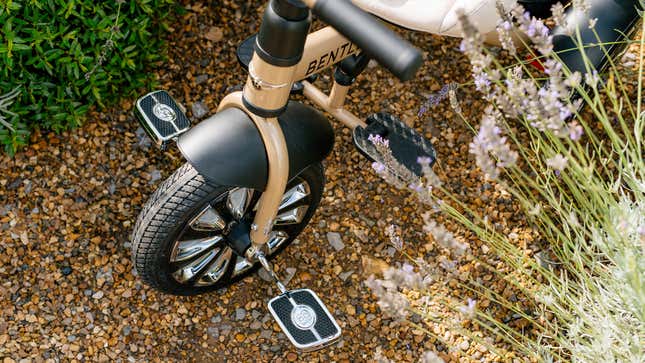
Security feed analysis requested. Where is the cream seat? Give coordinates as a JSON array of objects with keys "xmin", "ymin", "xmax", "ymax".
[{"xmin": 352, "ymin": 0, "xmax": 512, "ymax": 38}]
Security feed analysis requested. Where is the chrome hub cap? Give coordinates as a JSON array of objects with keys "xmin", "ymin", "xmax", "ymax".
[{"xmin": 169, "ymin": 179, "xmax": 312, "ymax": 286}]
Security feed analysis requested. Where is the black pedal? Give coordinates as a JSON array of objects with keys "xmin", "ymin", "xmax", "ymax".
[
  {"xmin": 268, "ymin": 289, "xmax": 341, "ymax": 351},
  {"xmin": 134, "ymin": 90, "xmax": 191, "ymax": 149},
  {"xmin": 236, "ymin": 34, "xmax": 317, "ymax": 95},
  {"xmin": 353, "ymin": 113, "xmax": 436, "ymax": 177}
]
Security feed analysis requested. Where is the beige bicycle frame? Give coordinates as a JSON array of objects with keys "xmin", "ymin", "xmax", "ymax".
[{"xmin": 218, "ymin": 26, "xmax": 367, "ymax": 252}]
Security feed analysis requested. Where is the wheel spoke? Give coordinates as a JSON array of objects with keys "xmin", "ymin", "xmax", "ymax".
[
  {"xmin": 275, "ymin": 205, "xmax": 308, "ymax": 225},
  {"xmin": 227, "ymin": 188, "xmax": 253, "ymax": 220},
  {"xmin": 267, "ymin": 230, "xmax": 289, "ymax": 254},
  {"xmin": 189, "ymin": 205, "xmax": 226, "ymax": 232},
  {"xmin": 197, "ymin": 248, "xmax": 233, "ymax": 286},
  {"xmin": 170, "ymin": 235, "xmax": 223, "ymax": 263},
  {"xmin": 171, "ymin": 248, "xmax": 219, "ymax": 283},
  {"xmin": 279, "ymin": 182, "xmax": 310, "ymax": 211},
  {"xmin": 232, "ymin": 256, "xmax": 254, "ymax": 277}
]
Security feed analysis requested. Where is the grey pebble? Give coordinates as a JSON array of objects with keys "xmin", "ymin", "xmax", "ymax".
[
  {"xmin": 283, "ymin": 267, "xmax": 297, "ymax": 285},
  {"xmin": 207, "ymin": 327, "xmax": 219, "ymax": 338},
  {"xmin": 250, "ymin": 321, "xmax": 262, "ymax": 330},
  {"xmin": 258, "ymin": 267, "xmax": 272, "ymax": 282},
  {"xmin": 195, "ymin": 74, "xmax": 209, "ymax": 85},
  {"xmin": 235, "ymin": 308, "xmax": 246, "ymax": 321},
  {"xmin": 339, "ymin": 270, "xmax": 354, "ymax": 281},
  {"xmin": 191, "ymin": 101, "xmax": 209, "ymax": 119},
  {"xmin": 260, "ymin": 330, "xmax": 273, "ymax": 340},
  {"xmin": 149, "ymin": 169, "xmax": 162, "ymax": 184},
  {"xmin": 326, "ymin": 232, "xmax": 345, "ymax": 251}
]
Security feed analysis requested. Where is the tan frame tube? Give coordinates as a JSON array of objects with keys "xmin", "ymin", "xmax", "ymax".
[{"xmin": 217, "ymin": 26, "xmax": 366, "ymax": 251}]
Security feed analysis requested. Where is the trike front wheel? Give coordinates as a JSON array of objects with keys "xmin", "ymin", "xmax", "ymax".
[{"xmin": 130, "ymin": 162, "xmax": 324, "ymax": 296}]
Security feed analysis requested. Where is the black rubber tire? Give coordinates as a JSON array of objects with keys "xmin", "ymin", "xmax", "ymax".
[{"xmin": 131, "ymin": 162, "xmax": 325, "ymax": 296}]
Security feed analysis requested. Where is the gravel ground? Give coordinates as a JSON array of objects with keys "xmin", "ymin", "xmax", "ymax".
[{"xmin": 0, "ymin": 1, "xmax": 530, "ymax": 362}]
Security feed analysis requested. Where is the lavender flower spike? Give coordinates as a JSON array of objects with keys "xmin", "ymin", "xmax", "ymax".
[
  {"xmin": 458, "ymin": 298, "xmax": 477, "ymax": 319},
  {"xmin": 469, "ymin": 107, "xmax": 518, "ymax": 180},
  {"xmin": 546, "ymin": 154, "xmax": 568, "ymax": 172}
]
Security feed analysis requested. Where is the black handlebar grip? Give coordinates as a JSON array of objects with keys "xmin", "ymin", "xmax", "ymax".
[{"xmin": 311, "ymin": 0, "xmax": 422, "ymax": 81}]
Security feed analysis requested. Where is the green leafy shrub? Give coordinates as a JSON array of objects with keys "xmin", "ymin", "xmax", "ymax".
[{"xmin": 0, "ymin": 0, "xmax": 176, "ymax": 155}]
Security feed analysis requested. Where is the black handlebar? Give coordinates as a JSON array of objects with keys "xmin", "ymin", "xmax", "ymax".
[{"xmin": 311, "ymin": 0, "xmax": 422, "ymax": 81}]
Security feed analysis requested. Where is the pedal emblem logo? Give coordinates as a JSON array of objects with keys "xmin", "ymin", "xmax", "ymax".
[
  {"xmin": 153, "ymin": 103, "xmax": 177, "ymax": 123},
  {"xmin": 291, "ymin": 304, "xmax": 316, "ymax": 330}
]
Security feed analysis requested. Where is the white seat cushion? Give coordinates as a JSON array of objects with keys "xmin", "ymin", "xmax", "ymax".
[{"xmin": 353, "ymin": 0, "xmax": 511, "ymax": 38}]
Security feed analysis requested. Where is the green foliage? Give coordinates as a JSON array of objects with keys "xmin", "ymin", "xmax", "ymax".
[{"xmin": 0, "ymin": 0, "xmax": 176, "ymax": 155}]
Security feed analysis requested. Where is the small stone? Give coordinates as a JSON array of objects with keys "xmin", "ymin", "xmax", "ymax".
[
  {"xmin": 333, "ymin": 265, "xmax": 342, "ymax": 275},
  {"xmin": 346, "ymin": 305, "xmax": 356, "ymax": 316},
  {"xmin": 191, "ymin": 101, "xmax": 209, "ymax": 119},
  {"xmin": 258, "ymin": 267, "xmax": 272, "ymax": 282},
  {"xmin": 204, "ymin": 27, "xmax": 223, "ymax": 42},
  {"xmin": 339, "ymin": 270, "xmax": 354, "ymax": 281},
  {"xmin": 386, "ymin": 246, "xmax": 397, "ymax": 256},
  {"xmin": 283, "ymin": 267, "xmax": 297, "ymax": 285},
  {"xmin": 234, "ymin": 333, "xmax": 245, "ymax": 342},
  {"xmin": 195, "ymin": 74, "xmax": 209, "ymax": 85},
  {"xmin": 366, "ymin": 313, "xmax": 376, "ymax": 322},
  {"xmin": 61, "ymin": 266, "xmax": 72, "ymax": 276},
  {"xmin": 326, "ymin": 232, "xmax": 345, "ymax": 251},
  {"xmin": 149, "ymin": 169, "xmax": 162, "ymax": 184},
  {"xmin": 235, "ymin": 308, "xmax": 246, "ymax": 321},
  {"xmin": 207, "ymin": 327, "xmax": 219, "ymax": 338},
  {"xmin": 260, "ymin": 330, "xmax": 272, "ymax": 340},
  {"xmin": 250, "ymin": 321, "xmax": 262, "ymax": 330},
  {"xmin": 459, "ymin": 340, "xmax": 470, "ymax": 351},
  {"xmin": 92, "ymin": 291, "xmax": 104, "ymax": 299},
  {"xmin": 287, "ymin": 352, "xmax": 298, "ymax": 362}
]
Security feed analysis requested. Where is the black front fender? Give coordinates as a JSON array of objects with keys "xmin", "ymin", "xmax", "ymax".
[{"xmin": 177, "ymin": 101, "xmax": 334, "ymax": 190}]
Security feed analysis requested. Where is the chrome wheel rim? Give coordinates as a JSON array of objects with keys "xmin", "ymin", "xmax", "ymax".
[{"xmin": 169, "ymin": 178, "xmax": 312, "ymax": 286}]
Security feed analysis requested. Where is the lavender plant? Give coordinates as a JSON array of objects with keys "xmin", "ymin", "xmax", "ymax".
[{"xmin": 366, "ymin": 2, "xmax": 644, "ymax": 362}]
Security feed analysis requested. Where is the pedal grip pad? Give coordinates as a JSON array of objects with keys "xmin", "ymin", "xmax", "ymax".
[
  {"xmin": 268, "ymin": 289, "xmax": 341, "ymax": 351},
  {"xmin": 353, "ymin": 113, "xmax": 436, "ymax": 177},
  {"xmin": 134, "ymin": 90, "xmax": 191, "ymax": 148}
]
